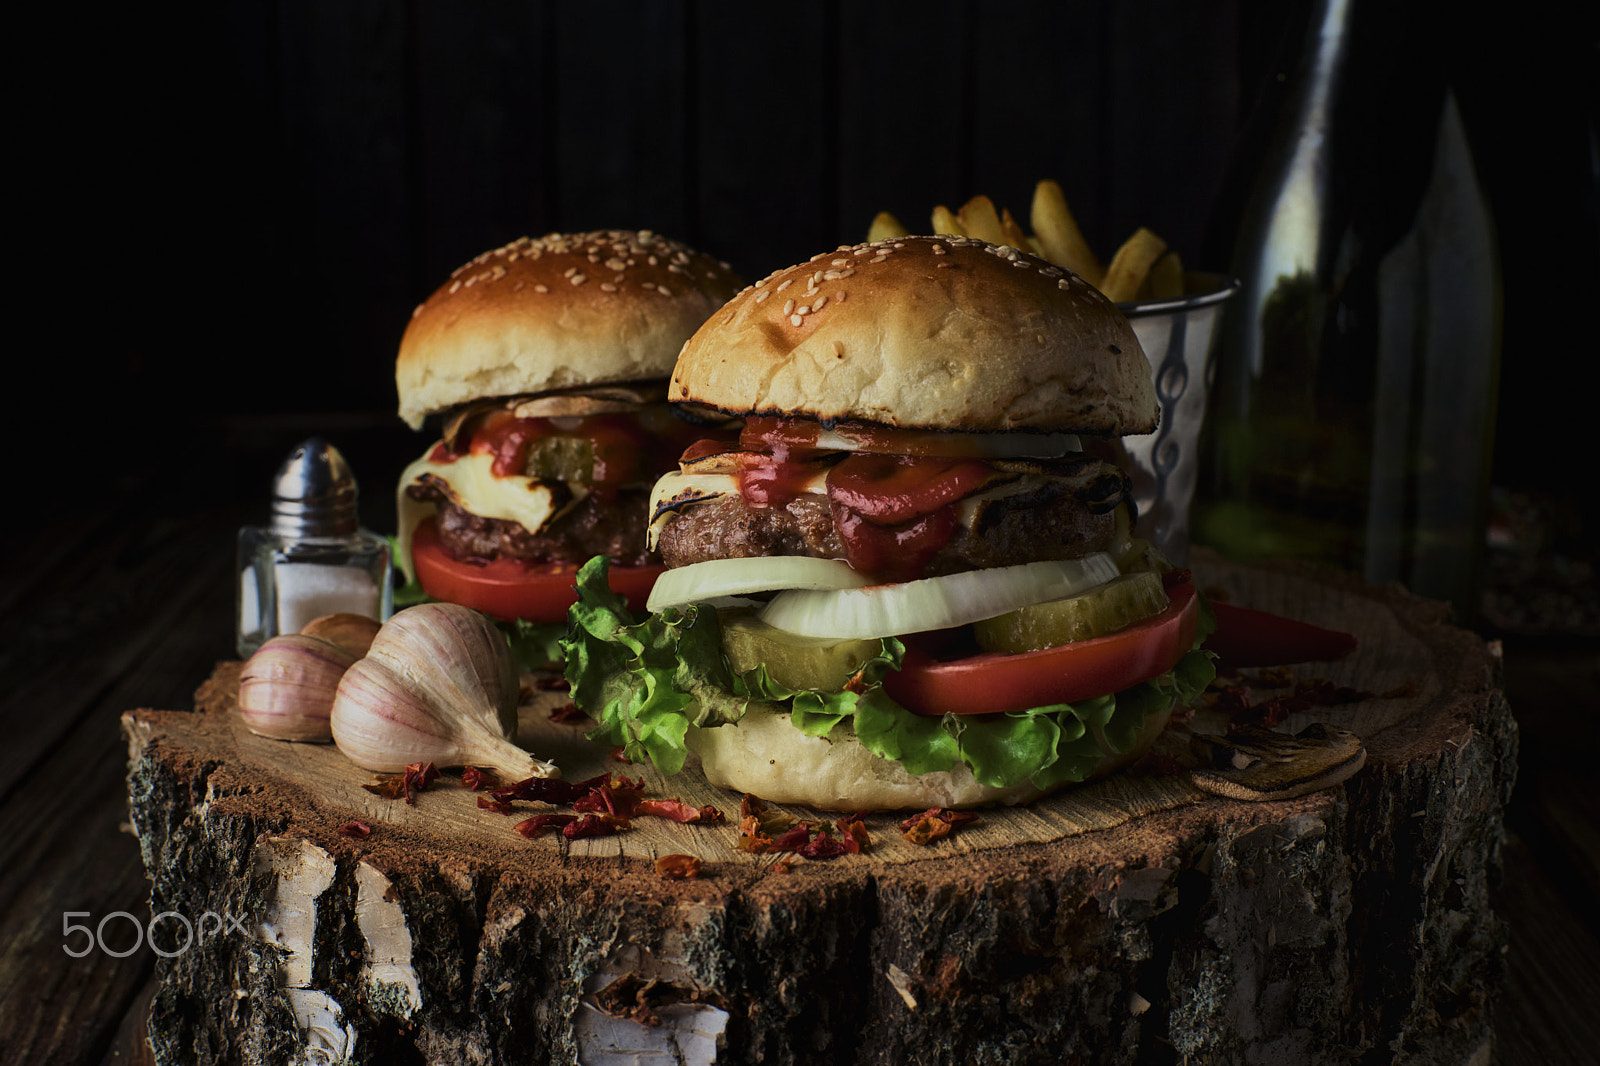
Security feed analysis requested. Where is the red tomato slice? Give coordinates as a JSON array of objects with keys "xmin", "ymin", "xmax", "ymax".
[
  {"xmin": 883, "ymin": 580, "xmax": 1201, "ymax": 716},
  {"xmin": 411, "ymin": 517, "xmax": 663, "ymax": 624}
]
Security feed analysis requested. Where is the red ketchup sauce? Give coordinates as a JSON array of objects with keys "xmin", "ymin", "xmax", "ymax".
[
  {"xmin": 729, "ymin": 417, "xmax": 993, "ymax": 582},
  {"xmin": 440, "ymin": 409, "xmax": 703, "ymax": 500}
]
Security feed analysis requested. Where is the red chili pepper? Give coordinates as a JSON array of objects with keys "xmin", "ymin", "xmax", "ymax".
[{"xmin": 1205, "ymin": 602, "xmax": 1358, "ymax": 670}]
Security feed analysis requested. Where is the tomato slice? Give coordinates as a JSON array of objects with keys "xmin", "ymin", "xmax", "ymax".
[
  {"xmin": 882, "ymin": 580, "xmax": 1201, "ymax": 716},
  {"xmin": 411, "ymin": 517, "xmax": 663, "ymax": 624}
]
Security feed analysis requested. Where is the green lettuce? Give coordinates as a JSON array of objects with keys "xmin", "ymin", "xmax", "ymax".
[{"xmin": 561, "ymin": 556, "xmax": 1216, "ymax": 791}]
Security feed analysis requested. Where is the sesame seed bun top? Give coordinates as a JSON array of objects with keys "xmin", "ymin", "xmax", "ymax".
[
  {"xmin": 396, "ymin": 230, "xmax": 743, "ymax": 429},
  {"xmin": 671, "ymin": 236, "xmax": 1159, "ymax": 436}
]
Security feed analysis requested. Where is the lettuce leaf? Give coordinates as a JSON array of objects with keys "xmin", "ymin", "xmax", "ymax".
[{"xmin": 561, "ymin": 557, "xmax": 1216, "ymax": 791}]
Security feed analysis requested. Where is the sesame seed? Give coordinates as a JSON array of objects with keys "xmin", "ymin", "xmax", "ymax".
[
  {"xmin": 835, "ymin": 290, "xmax": 848, "ymax": 302},
  {"xmin": 776, "ymin": 279, "xmax": 794, "ymax": 292},
  {"xmin": 789, "ymin": 314, "xmax": 803, "ymax": 326},
  {"xmin": 564, "ymin": 267, "xmax": 577, "ymax": 277},
  {"xmin": 571, "ymin": 273, "xmax": 588, "ymax": 285},
  {"xmin": 832, "ymin": 340, "xmax": 845, "ymax": 357},
  {"xmin": 813, "ymin": 295, "xmax": 827, "ymax": 311},
  {"xmin": 755, "ymin": 290, "xmax": 770, "ymax": 303},
  {"xmin": 449, "ymin": 281, "xmax": 462, "ymax": 294},
  {"xmin": 796, "ymin": 305, "xmax": 810, "ymax": 315},
  {"xmin": 534, "ymin": 284, "xmax": 550, "ymax": 293},
  {"xmin": 870, "ymin": 255, "xmax": 888, "ymax": 263},
  {"xmin": 601, "ymin": 282, "xmax": 617, "ymax": 292},
  {"xmin": 657, "ymin": 286, "xmax": 672, "ymax": 296},
  {"xmin": 783, "ymin": 299, "xmax": 795, "ymax": 314},
  {"xmin": 605, "ymin": 258, "xmax": 626, "ymax": 271}
]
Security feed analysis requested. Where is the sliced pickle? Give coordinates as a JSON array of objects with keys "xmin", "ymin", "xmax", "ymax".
[
  {"xmin": 524, "ymin": 436, "xmax": 596, "ymax": 483},
  {"xmin": 719, "ymin": 608, "xmax": 880, "ymax": 692},
  {"xmin": 973, "ymin": 571, "xmax": 1169, "ymax": 654}
]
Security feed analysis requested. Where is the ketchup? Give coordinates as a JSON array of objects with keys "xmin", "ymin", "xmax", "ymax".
[
  {"xmin": 730, "ymin": 417, "xmax": 996, "ymax": 582},
  {"xmin": 446, "ymin": 409, "xmax": 699, "ymax": 498}
]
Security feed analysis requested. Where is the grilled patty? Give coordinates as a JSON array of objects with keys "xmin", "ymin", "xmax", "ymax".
[{"xmin": 656, "ymin": 467, "xmax": 1130, "ymax": 577}]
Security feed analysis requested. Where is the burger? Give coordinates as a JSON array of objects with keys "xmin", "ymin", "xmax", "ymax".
[
  {"xmin": 393, "ymin": 230, "xmax": 743, "ymax": 655},
  {"xmin": 563, "ymin": 236, "xmax": 1215, "ymax": 810}
]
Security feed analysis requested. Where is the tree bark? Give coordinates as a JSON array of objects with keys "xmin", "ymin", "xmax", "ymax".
[{"xmin": 123, "ymin": 555, "xmax": 1515, "ymax": 1065}]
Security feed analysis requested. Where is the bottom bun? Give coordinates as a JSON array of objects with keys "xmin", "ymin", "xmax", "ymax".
[{"xmin": 684, "ymin": 701, "xmax": 1176, "ymax": 812}]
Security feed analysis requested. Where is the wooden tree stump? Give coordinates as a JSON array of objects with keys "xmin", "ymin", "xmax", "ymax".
[{"xmin": 122, "ymin": 555, "xmax": 1516, "ymax": 1065}]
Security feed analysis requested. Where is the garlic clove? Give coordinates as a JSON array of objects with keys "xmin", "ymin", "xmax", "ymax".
[
  {"xmin": 238, "ymin": 634, "xmax": 359, "ymax": 742},
  {"xmin": 330, "ymin": 602, "xmax": 559, "ymax": 782},
  {"xmin": 299, "ymin": 612, "xmax": 383, "ymax": 659}
]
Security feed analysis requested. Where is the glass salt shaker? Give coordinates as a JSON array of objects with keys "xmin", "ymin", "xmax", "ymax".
[{"xmin": 236, "ymin": 437, "xmax": 393, "ymax": 658}]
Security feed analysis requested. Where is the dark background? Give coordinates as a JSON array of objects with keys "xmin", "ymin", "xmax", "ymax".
[{"xmin": 17, "ymin": 0, "xmax": 1599, "ymax": 570}]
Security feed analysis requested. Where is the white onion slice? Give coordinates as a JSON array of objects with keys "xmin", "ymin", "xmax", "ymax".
[
  {"xmin": 647, "ymin": 556, "xmax": 869, "ymax": 613},
  {"xmin": 757, "ymin": 554, "xmax": 1120, "ymax": 640}
]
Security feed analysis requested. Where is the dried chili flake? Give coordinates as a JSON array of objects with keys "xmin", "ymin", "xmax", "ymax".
[
  {"xmin": 798, "ymin": 830, "xmax": 849, "ymax": 860},
  {"xmin": 563, "ymin": 813, "xmax": 624, "ymax": 840},
  {"xmin": 336, "ymin": 821, "xmax": 372, "ymax": 839},
  {"xmin": 492, "ymin": 771, "xmax": 608, "ymax": 807},
  {"xmin": 575, "ymin": 775, "xmax": 645, "ymax": 818},
  {"xmin": 835, "ymin": 814, "xmax": 871, "ymax": 854},
  {"xmin": 610, "ymin": 745, "xmax": 634, "ymax": 764},
  {"xmin": 477, "ymin": 795, "xmax": 515, "ymax": 816},
  {"xmin": 362, "ymin": 761, "xmax": 441, "ymax": 806},
  {"xmin": 656, "ymin": 854, "xmax": 702, "ymax": 880},
  {"xmin": 900, "ymin": 808, "xmax": 978, "ymax": 846},
  {"xmin": 548, "ymin": 701, "xmax": 587, "ymax": 723},
  {"xmin": 637, "ymin": 799, "xmax": 726, "ymax": 825},
  {"xmin": 515, "ymin": 813, "xmax": 577, "ymax": 838},
  {"xmin": 461, "ymin": 766, "xmax": 499, "ymax": 792},
  {"xmin": 535, "ymin": 673, "xmax": 572, "ymax": 693}
]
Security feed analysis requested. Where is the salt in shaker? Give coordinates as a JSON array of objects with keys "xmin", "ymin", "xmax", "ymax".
[{"xmin": 236, "ymin": 437, "xmax": 393, "ymax": 657}]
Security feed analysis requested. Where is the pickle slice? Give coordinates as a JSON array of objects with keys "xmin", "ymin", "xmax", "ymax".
[
  {"xmin": 719, "ymin": 609, "xmax": 880, "ymax": 692},
  {"xmin": 973, "ymin": 571, "xmax": 1169, "ymax": 654}
]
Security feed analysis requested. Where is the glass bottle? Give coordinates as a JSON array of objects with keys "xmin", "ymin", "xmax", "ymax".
[
  {"xmin": 237, "ymin": 437, "xmax": 393, "ymax": 657},
  {"xmin": 1194, "ymin": 0, "xmax": 1501, "ymax": 620}
]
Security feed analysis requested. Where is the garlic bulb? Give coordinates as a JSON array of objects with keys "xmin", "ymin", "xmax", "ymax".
[
  {"xmin": 299, "ymin": 612, "xmax": 382, "ymax": 658},
  {"xmin": 330, "ymin": 602, "xmax": 558, "ymax": 781},
  {"xmin": 238, "ymin": 634, "xmax": 358, "ymax": 741}
]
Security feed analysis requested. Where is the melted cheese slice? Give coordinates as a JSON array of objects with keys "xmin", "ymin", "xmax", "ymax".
[{"xmin": 395, "ymin": 448, "xmax": 572, "ymax": 581}]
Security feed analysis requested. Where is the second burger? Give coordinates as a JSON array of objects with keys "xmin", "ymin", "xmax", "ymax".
[{"xmin": 394, "ymin": 230, "xmax": 743, "ymax": 655}]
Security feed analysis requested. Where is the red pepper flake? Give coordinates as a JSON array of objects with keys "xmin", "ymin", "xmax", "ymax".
[
  {"xmin": 362, "ymin": 761, "xmax": 441, "ymax": 806},
  {"xmin": 656, "ymin": 854, "xmax": 702, "ymax": 880},
  {"xmin": 336, "ymin": 821, "xmax": 371, "ymax": 839},
  {"xmin": 637, "ymin": 799, "xmax": 726, "ymax": 825},
  {"xmin": 574, "ymin": 775, "xmax": 645, "ymax": 818},
  {"xmin": 548, "ymin": 702, "xmax": 588, "ymax": 723},
  {"xmin": 836, "ymin": 813, "xmax": 871, "ymax": 854},
  {"xmin": 492, "ymin": 771, "xmax": 609, "ymax": 808},
  {"xmin": 515, "ymin": 813, "xmax": 576, "ymax": 838},
  {"xmin": 478, "ymin": 795, "xmax": 515, "ymax": 816},
  {"xmin": 461, "ymin": 766, "xmax": 499, "ymax": 792},
  {"xmin": 564, "ymin": 813, "xmax": 624, "ymax": 839},
  {"xmin": 535, "ymin": 673, "xmax": 572, "ymax": 692},
  {"xmin": 900, "ymin": 808, "xmax": 978, "ymax": 846},
  {"xmin": 610, "ymin": 745, "xmax": 634, "ymax": 763}
]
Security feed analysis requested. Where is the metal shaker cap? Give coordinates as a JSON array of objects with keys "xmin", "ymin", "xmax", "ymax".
[{"xmin": 270, "ymin": 437, "xmax": 360, "ymax": 536}]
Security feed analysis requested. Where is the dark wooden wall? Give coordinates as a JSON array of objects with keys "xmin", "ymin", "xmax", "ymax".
[{"xmin": 18, "ymin": 1, "xmax": 1597, "ymax": 529}]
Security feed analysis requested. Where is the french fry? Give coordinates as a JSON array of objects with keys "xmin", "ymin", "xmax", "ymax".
[
  {"xmin": 1098, "ymin": 227, "xmax": 1168, "ymax": 303},
  {"xmin": 1000, "ymin": 208, "xmax": 1040, "ymax": 255},
  {"xmin": 931, "ymin": 204, "xmax": 965, "ymax": 237},
  {"xmin": 956, "ymin": 195, "xmax": 1008, "ymax": 246},
  {"xmin": 1144, "ymin": 249, "xmax": 1186, "ymax": 301},
  {"xmin": 868, "ymin": 211, "xmax": 910, "ymax": 243},
  {"xmin": 1029, "ymin": 179, "xmax": 1103, "ymax": 284}
]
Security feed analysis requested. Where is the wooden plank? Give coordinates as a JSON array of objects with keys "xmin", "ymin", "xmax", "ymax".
[
  {"xmin": 0, "ymin": 532, "xmax": 239, "ymax": 1063},
  {"xmin": 691, "ymin": 4, "xmax": 836, "ymax": 279},
  {"xmin": 545, "ymin": 2, "xmax": 694, "ymax": 240},
  {"xmin": 834, "ymin": 0, "xmax": 971, "ymax": 242},
  {"xmin": 410, "ymin": 1, "xmax": 556, "ymax": 279}
]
